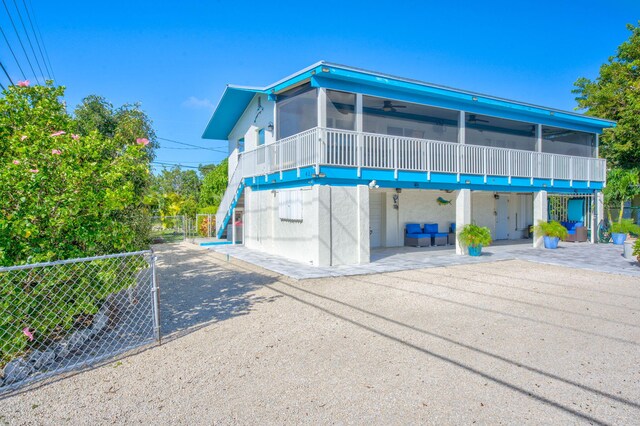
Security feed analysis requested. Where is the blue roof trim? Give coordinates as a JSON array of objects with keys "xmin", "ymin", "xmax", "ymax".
[
  {"xmin": 203, "ymin": 61, "xmax": 615, "ymax": 140},
  {"xmin": 202, "ymin": 86, "xmax": 263, "ymax": 140}
]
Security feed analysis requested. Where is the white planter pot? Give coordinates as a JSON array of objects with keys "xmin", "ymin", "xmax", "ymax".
[{"xmin": 623, "ymin": 240, "xmax": 635, "ymax": 260}]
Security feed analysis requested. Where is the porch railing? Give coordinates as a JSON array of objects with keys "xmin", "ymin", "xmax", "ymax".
[
  {"xmin": 216, "ymin": 127, "xmax": 606, "ymax": 235},
  {"xmin": 237, "ymin": 127, "xmax": 606, "ymax": 184}
]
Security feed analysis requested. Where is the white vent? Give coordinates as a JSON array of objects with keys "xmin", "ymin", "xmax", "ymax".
[{"xmin": 278, "ymin": 189, "xmax": 303, "ymax": 221}]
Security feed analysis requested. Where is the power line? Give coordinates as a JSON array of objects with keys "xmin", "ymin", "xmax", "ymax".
[
  {"xmin": 25, "ymin": 0, "xmax": 53, "ymax": 81},
  {"xmin": 152, "ymin": 161, "xmax": 202, "ymax": 169},
  {"xmin": 157, "ymin": 136, "xmax": 227, "ymax": 153},
  {"xmin": 0, "ymin": 25, "xmax": 26, "ymax": 80},
  {"xmin": 11, "ymin": 0, "xmax": 45, "ymax": 80},
  {"xmin": 1, "ymin": 0, "xmax": 39, "ymax": 83},
  {"xmin": 0, "ymin": 60, "xmax": 14, "ymax": 85},
  {"xmin": 0, "ymin": 80, "xmax": 5, "ymax": 90}
]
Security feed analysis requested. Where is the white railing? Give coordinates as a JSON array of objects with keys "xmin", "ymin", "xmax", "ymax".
[
  {"xmin": 216, "ymin": 127, "xmax": 606, "ymax": 233},
  {"xmin": 237, "ymin": 127, "xmax": 606, "ymax": 183}
]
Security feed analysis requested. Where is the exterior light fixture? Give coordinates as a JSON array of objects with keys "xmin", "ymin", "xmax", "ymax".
[
  {"xmin": 267, "ymin": 122, "xmax": 274, "ymax": 132},
  {"xmin": 465, "ymin": 180, "xmax": 471, "ymax": 184},
  {"xmin": 368, "ymin": 180, "xmax": 379, "ymax": 189},
  {"xmin": 472, "ymin": 96, "xmax": 478, "ymax": 101},
  {"xmin": 322, "ymin": 67, "xmax": 330, "ymax": 73}
]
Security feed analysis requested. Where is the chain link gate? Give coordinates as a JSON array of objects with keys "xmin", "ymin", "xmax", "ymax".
[{"xmin": 0, "ymin": 250, "xmax": 160, "ymax": 394}]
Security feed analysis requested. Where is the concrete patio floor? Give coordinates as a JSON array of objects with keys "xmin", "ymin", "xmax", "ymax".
[{"xmin": 206, "ymin": 240, "xmax": 640, "ymax": 280}]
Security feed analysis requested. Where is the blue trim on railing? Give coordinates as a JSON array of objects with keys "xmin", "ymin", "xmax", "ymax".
[
  {"xmin": 216, "ymin": 182, "xmax": 245, "ymax": 239},
  {"xmin": 244, "ymin": 165, "xmax": 602, "ymax": 194}
]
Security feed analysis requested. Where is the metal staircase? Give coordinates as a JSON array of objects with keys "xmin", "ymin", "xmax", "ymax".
[{"xmin": 215, "ymin": 157, "xmax": 245, "ymax": 239}]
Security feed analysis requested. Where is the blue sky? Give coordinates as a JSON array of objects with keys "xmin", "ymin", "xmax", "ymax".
[{"xmin": 2, "ymin": 1, "xmax": 639, "ymax": 172}]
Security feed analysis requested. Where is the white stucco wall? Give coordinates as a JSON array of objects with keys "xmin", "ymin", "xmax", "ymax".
[
  {"xmin": 226, "ymin": 94, "xmax": 276, "ymax": 179},
  {"xmin": 379, "ymin": 189, "xmax": 457, "ymax": 247},
  {"xmin": 243, "ymin": 184, "xmax": 369, "ymax": 267},
  {"xmin": 472, "ymin": 192, "xmax": 532, "ymax": 240}
]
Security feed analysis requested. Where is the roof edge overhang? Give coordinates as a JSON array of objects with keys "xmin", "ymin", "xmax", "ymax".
[{"xmin": 203, "ymin": 61, "xmax": 616, "ymax": 140}]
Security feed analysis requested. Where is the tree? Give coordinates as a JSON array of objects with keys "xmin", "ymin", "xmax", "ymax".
[
  {"xmin": 199, "ymin": 159, "xmax": 228, "ymax": 210},
  {"xmin": 603, "ymin": 168, "xmax": 640, "ymax": 223},
  {"xmin": 0, "ymin": 83, "xmax": 154, "ymax": 266},
  {"xmin": 148, "ymin": 166, "xmax": 202, "ymax": 219},
  {"xmin": 573, "ymin": 22, "xmax": 640, "ymax": 169}
]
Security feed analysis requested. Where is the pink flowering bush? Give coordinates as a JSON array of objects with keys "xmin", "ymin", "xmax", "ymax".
[{"xmin": 0, "ymin": 83, "xmax": 156, "ymax": 366}]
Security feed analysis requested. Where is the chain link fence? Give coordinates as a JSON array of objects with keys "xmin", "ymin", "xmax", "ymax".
[
  {"xmin": 150, "ymin": 215, "xmax": 186, "ymax": 243},
  {"xmin": 0, "ymin": 251, "xmax": 159, "ymax": 394}
]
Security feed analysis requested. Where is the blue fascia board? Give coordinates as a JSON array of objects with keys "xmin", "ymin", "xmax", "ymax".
[
  {"xmin": 202, "ymin": 87, "xmax": 263, "ymax": 140},
  {"xmin": 245, "ymin": 165, "xmax": 601, "ymax": 194},
  {"xmin": 313, "ymin": 67, "xmax": 614, "ymax": 133}
]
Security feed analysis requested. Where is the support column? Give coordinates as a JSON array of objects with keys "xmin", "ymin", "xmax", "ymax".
[
  {"xmin": 596, "ymin": 191, "xmax": 604, "ymax": 241},
  {"xmin": 533, "ymin": 190, "xmax": 548, "ymax": 248},
  {"xmin": 456, "ymin": 189, "xmax": 471, "ymax": 255},
  {"xmin": 590, "ymin": 192, "xmax": 597, "ymax": 244},
  {"xmin": 231, "ymin": 208, "xmax": 236, "ymax": 245}
]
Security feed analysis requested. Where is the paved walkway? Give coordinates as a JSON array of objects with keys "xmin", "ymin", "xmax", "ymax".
[{"xmin": 207, "ymin": 240, "xmax": 640, "ymax": 279}]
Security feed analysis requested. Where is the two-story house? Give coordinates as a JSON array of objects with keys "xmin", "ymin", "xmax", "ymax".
[{"xmin": 203, "ymin": 62, "xmax": 614, "ymax": 267}]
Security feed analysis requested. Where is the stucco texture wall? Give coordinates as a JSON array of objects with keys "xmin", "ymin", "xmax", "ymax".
[{"xmin": 244, "ymin": 185, "xmax": 369, "ymax": 267}]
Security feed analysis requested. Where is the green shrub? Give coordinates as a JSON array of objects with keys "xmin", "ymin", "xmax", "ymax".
[
  {"xmin": 458, "ymin": 224, "xmax": 492, "ymax": 247},
  {"xmin": 0, "ymin": 83, "xmax": 154, "ymax": 367},
  {"xmin": 610, "ymin": 218, "xmax": 640, "ymax": 236},
  {"xmin": 534, "ymin": 220, "xmax": 568, "ymax": 239},
  {"xmin": 633, "ymin": 238, "xmax": 640, "ymax": 258}
]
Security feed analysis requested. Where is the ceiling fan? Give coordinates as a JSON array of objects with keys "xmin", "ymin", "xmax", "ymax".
[
  {"xmin": 377, "ymin": 100, "xmax": 407, "ymax": 112},
  {"xmin": 467, "ymin": 114, "xmax": 489, "ymax": 124}
]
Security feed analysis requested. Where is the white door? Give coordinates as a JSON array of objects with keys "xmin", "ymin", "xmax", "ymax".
[
  {"xmin": 369, "ymin": 193, "xmax": 383, "ymax": 248},
  {"xmin": 495, "ymin": 196, "xmax": 509, "ymax": 240}
]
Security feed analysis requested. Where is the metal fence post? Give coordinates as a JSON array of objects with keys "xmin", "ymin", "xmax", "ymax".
[{"xmin": 150, "ymin": 253, "xmax": 161, "ymax": 345}]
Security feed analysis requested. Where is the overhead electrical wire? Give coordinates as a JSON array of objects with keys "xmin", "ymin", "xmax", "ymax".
[
  {"xmin": 0, "ymin": 80, "xmax": 5, "ymax": 90},
  {"xmin": 157, "ymin": 136, "xmax": 227, "ymax": 153},
  {"xmin": 0, "ymin": 60, "xmax": 14, "ymax": 85},
  {"xmin": 1, "ymin": 0, "xmax": 39, "ymax": 83},
  {"xmin": 20, "ymin": 0, "xmax": 49, "ymax": 79},
  {"xmin": 25, "ymin": 0, "xmax": 53, "ymax": 81},
  {"xmin": 0, "ymin": 25, "xmax": 26, "ymax": 80},
  {"xmin": 10, "ymin": 0, "xmax": 46, "ymax": 80},
  {"xmin": 152, "ymin": 161, "xmax": 202, "ymax": 170}
]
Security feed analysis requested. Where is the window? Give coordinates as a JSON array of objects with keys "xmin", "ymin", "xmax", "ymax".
[
  {"xmin": 276, "ymin": 83, "xmax": 318, "ymax": 139},
  {"xmin": 257, "ymin": 129, "xmax": 265, "ymax": 146},
  {"xmin": 541, "ymin": 126, "xmax": 595, "ymax": 157},
  {"xmin": 238, "ymin": 137, "xmax": 245, "ymax": 153},
  {"xmin": 326, "ymin": 90, "xmax": 356, "ymax": 131},
  {"xmin": 278, "ymin": 189, "xmax": 303, "ymax": 221},
  {"xmin": 465, "ymin": 113, "xmax": 536, "ymax": 151},
  {"xmin": 363, "ymin": 95, "xmax": 458, "ymax": 143}
]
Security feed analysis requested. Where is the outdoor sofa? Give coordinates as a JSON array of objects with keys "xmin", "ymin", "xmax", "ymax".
[
  {"xmin": 561, "ymin": 221, "xmax": 588, "ymax": 243},
  {"xmin": 424, "ymin": 223, "xmax": 448, "ymax": 246},
  {"xmin": 404, "ymin": 223, "xmax": 431, "ymax": 247}
]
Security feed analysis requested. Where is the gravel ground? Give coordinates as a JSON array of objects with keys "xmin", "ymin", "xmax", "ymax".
[{"xmin": 1, "ymin": 244, "xmax": 639, "ymax": 425}]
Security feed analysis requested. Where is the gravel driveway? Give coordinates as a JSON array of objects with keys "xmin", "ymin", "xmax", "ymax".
[{"xmin": 1, "ymin": 244, "xmax": 639, "ymax": 424}]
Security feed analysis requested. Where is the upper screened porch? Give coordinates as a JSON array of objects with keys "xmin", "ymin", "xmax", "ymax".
[{"xmin": 203, "ymin": 62, "xmax": 614, "ymax": 192}]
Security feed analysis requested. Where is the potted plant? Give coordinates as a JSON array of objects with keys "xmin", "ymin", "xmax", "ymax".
[
  {"xmin": 610, "ymin": 218, "xmax": 640, "ymax": 246},
  {"xmin": 534, "ymin": 220, "xmax": 568, "ymax": 249},
  {"xmin": 458, "ymin": 224, "xmax": 492, "ymax": 256}
]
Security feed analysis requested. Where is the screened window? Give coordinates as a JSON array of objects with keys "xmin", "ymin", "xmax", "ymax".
[
  {"xmin": 238, "ymin": 137, "xmax": 245, "ymax": 153},
  {"xmin": 541, "ymin": 127, "xmax": 595, "ymax": 157},
  {"xmin": 362, "ymin": 96, "xmax": 458, "ymax": 142},
  {"xmin": 326, "ymin": 90, "xmax": 356, "ymax": 131},
  {"xmin": 465, "ymin": 113, "xmax": 536, "ymax": 151},
  {"xmin": 276, "ymin": 83, "xmax": 317, "ymax": 139}
]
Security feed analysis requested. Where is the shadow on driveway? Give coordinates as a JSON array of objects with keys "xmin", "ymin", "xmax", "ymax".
[{"xmin": 153, "ymin": 243, "xmax": 279, "ymax": 339}]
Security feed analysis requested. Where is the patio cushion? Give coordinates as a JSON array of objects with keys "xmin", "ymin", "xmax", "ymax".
[
  {"xmin": 406, "ymin": 223, "xmax": 422, "ymax": 234},
  {"xmin": 567, "ymin": 230, "xmax": 576, "ymax": 235},
  {"xmin": 423, "ymin": 223, "xmax": 439, "ymax": 234},
  {"xmin": 407, "ymin": 233, "xmax": 430, "ymax": 238},
  {"xmin": 432, "ymin": 232, "xmax": 448, "ymax": 238}
]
